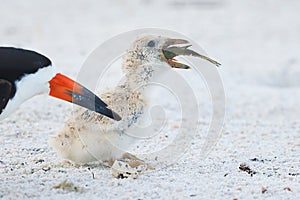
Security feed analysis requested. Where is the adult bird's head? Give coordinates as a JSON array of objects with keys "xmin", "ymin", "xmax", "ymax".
[{"xmin": 0, "ymin": 47, "xmax": 121, "ymax": 121}]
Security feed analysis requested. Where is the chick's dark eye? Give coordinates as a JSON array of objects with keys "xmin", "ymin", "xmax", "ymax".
[{"xmin": 147, "ymin": 40, "xmax": 155, "ymax": 47}]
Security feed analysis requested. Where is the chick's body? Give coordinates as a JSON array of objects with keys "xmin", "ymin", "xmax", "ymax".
[
  {"xmin": 49, "ymin": 35, "xmax": 220, "ymax": 164},
  {"xmin": 49, "ymin": 36, "xmax": 156, "ymax": 164},
  {"xmin": 49, "ymin": 85, "xmax": 144, "ymax": 163}
]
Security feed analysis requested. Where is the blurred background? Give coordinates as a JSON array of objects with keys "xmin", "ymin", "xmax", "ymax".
[{"xmin": 0, "ymin": 0, "xmax": 298, "ymax": 74}]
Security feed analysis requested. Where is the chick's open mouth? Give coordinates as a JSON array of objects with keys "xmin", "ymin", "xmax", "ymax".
[{"xmin": 160, "ymin": 38, "xmax": 221, "ymax": 69}]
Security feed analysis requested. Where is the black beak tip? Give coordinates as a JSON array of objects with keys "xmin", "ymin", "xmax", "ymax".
[
  {"xmin": 94, "ymin": 106, "xmax": 122, "ymax": 121},
  {"xmin": 112, "ymin": 111, "xmax": 122, "ymax": 121}
]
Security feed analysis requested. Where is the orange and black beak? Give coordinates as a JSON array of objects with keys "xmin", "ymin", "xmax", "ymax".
[{"xmin": 48, "ymin": 73, "xmax": 121, "ymax": 121}]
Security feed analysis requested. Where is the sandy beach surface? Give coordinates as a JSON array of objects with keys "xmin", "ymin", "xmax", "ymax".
[{"xmin": 0, "ymin": 0, "xmax": 299, "ymax": 199}]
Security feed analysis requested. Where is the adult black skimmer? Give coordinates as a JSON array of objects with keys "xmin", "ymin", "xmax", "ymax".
[
  {"xmin": 49, "ymin": 35, "xmax": 220, "ymax": 167},
  {"xmin": 0, "ymin": 47, "xmax": 121, "ymax": 121}
]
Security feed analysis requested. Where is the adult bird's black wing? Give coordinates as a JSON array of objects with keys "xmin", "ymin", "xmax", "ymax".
[{"xmin": 0, "ymin": 79, "xmax": 12, "ymax": 114}]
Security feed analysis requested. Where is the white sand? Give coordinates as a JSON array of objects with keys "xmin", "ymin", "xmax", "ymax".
[{"xmin": 0, "ymin": 0, "xmax": 299, "ymax": 199}]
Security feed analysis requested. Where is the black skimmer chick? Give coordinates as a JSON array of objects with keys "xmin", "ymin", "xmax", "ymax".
[
  {"xmin": 0, "ymin": 47, "xmax": 121, "ymax": 121},
  {"xmin": 49, "ymin": 35, "xmax": 220, "ymax": 166}
]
